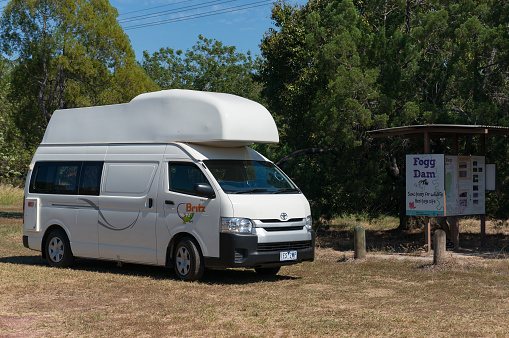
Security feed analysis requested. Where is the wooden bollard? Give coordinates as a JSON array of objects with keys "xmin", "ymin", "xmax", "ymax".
[
  {"xmin": 434, "ymin": 229, "xmax": 446, "ymax": 265},
  {"xmin": 354, "ymin": 226, "xmax": 366, "ymax": 259}
]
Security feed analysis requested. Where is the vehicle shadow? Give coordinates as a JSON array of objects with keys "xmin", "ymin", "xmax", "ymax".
[
  {"xmin": 0, "ymin": 255, "xmax": 46, "ymax": 266},
  {"xmin": 0, "ymin": 211, "xmax": 23, "ymax": 219},
  {"xmin": 0, "ymin": 255, "xmax": 299, "ymax": 284}
]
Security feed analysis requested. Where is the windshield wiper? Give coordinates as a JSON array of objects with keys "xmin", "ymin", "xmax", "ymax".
[
  {"xmin": 231, "ymin": 188, "xmax": 268, "ymax": 194},
  {"xmin": 272, "ymin": 188, "xmax": 299, "ymax": 194}
]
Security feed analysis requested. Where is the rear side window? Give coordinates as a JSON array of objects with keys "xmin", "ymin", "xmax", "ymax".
[
  {"xmin": 29, "ymin": 161, "xmax": 103, "ymax": 195},
  {"xmin": 169, "ymin": 162, "xmax": 209, "ymax": 195}
]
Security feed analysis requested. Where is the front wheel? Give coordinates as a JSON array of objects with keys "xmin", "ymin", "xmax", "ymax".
[
  {"xmin": 45, "ymin": 229, "xmax": 74, "ymax": 268},
  {"xmin": 174, "ymin": 237, "xmax": 204, "ymax": 281}
]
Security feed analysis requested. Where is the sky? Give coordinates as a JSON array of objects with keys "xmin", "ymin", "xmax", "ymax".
[
  {"xmin": 110, "ymin": 0, "xmax": 308, "ymax": 60},
  {"xmin": 0, "ymin": 0, "xmax": 308, "ymax": 60}
]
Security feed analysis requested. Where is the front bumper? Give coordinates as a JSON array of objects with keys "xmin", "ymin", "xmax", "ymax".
[{"xmin": 204, "ymin": 231, "xmax": 315, "ymax": 269}]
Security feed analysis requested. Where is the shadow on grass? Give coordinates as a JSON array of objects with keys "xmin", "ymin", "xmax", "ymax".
[
  {"xmin": 0, "ymin": 254, "xmax": 298, "ymax": 284},
  {"xmin": 0, "ymin": 255, "xmax": 45, "ymax": 266},
  {"xmin": 0, "ymin": 211, "xmax": 23, "ymax": 219},
  {"xmin": 317, "ymin": 227, "xmax": 509, "ymax": 256}
]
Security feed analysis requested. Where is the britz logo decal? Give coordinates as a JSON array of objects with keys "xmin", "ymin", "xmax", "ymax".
[{"xmin": 177, "ymin": 203, "xmax": 206, "ymax": 224}]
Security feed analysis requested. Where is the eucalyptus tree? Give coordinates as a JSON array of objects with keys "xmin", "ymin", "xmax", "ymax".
[
  {"xmin": 0, "ymin": 0, "xmax": 158, "ymax": 146},
  {"xmin": 142, "ymin": 35, "xmax": 262, "ymax": 102}
]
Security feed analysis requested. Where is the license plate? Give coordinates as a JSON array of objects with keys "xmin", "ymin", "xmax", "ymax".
[{"xmin": 280, "ymin": 250, "xmax": 297, "ymax": 261}]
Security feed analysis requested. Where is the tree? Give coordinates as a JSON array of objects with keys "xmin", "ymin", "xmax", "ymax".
[
  {"xmin": 359, "ymin": 0, "xmax": 509, "ymax": 220},
  {"xmin": 0, "ymin": 56, "xmax": 31, "ymax": 181},
  {"xmin": 142, "ymin": 35, "xmax": 262, "ymax": 102},
  {"xmin": 259, "ymin": 0, "xmax": 387, "ymax": 222},
  {"xmin": 0, "ymin": 0, "xmax": 158, "ymax": 147},
  {"xmin": 259, "ymin": 0, "xmax": 509, "ymax": 222}
]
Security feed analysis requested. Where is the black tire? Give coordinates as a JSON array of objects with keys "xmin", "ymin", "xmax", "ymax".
[
  {"xmin": 174, "ymin": 237, "xmax": 204, "ymax": 281},
  {"xmin": 255, "ymin": 266, "xmax": 281, "ymax": 276},
  {"xmin": 45, "ymin": 229, "xmax": 74, "ymax": 268}
]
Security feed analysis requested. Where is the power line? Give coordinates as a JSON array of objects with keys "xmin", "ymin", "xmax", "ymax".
[
  {"xmin": 123, "ymin": 2, "xmax": 272, "ymax": 31},
  {"xmin": 123, "ymin": 0, "xmax": 273, "ymax": 31},
  {"xmin": 118, "ymin": 0, "xmax": 239, "ymax": 24},
  {"xmin": 118, "ymin": 0, "xmax": 195, "ymax": 17},
  {"xmin": 0, "ymin": 0, "xmax": 274, "ymax": 32}
]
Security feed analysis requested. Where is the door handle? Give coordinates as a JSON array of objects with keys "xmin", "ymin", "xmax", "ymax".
[
  {"xmin": 165, "ymin": 200, "xmax": 174, "ymax": 205},
  {"xmin": 148, "ymin": 198, "xmax": 153, "ymax": 208}
]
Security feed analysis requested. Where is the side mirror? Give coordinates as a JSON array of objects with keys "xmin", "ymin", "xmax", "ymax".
[{"xmin": 194, "ymin": 183, "xmax": 216, "ymax": 199}]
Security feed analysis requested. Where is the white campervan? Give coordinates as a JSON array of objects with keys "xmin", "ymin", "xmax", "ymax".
[{"xmin": 22, "ymin": 89, "xmax": 315, "ymax": 280}]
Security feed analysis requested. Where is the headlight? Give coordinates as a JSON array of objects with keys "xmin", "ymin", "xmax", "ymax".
[
  {"xmin": 305, "ymin": 215, "xmax": 312, "ymax": 231},
  {"xmin": 221, "ymin": 217, "xmax": 253, "ymax": 233}
]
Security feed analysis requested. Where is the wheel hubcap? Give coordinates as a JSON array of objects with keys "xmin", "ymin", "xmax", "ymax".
[
  {"xmin": 176, "ymin": 246, "xmax": 191, "ymax": 276},
  {"xmin": 48, "ymin": 237, "xmax": 64, "ymax": 263}
]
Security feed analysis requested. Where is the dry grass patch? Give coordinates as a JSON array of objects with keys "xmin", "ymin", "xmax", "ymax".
[
  {"xmin": 1, "ymin": 209, "xmax": 509, "ymax": 336},
  {"xmin": 0, "ymin": 184, "xmax": 24, "ymax": 207}
]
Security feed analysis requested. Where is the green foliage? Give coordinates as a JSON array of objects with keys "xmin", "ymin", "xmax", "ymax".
[
  {"xmin": 260, "ymin": 0, "xmax": 509, "ymax": 222},
  {"xmin": 0, "ymin": 0, "xmax": 159, "ymax": 178},
  {"xmin": 0, "ymin": 55, "xmax": 31, "ymax": 181},
  {"xmin": 0, "ymin": 0, "xmax": 159, "ymax": 149},
  {"xmin": 142, "ymin": 35, "xmax": 262, "ymax": 102},
  {"xmin": 361, "ymin": 0, "xmax": 509, "ymax": 218},
  {"xmin": 260, "ymin": 0, "xmax": 388, "ymax": 222}
]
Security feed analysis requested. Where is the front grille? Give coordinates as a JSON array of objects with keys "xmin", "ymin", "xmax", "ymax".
[
  {"xmin": 262, "ymin": 226, "xmax": 304, "ymax": 232},
  {"xmin": 260, "ymin": 218, "xmax": 303, "ymax": 223},
  {"xmin": 257, "ymin": 241, "xmax": 312, "ymax": 252}
]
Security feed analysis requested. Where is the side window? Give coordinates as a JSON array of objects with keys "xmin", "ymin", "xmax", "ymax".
[
  {"xmin": 29, "ymin": 161, "xmax": 104, "ymax": 195},
  {"xmin": 30, "ymin": 162, "xmax": 80, "ymax": 195},
  {"xmin": 32, "ymin": 164, "xmax": 57, "ymax": 193},
  {"xmin": 169, "ymin": 162, "xmax": 209, "ymax": 195},
  {"xmin": 103, "ymin": 162, "xmax": 158, "ymax": 195},
  {"xmin": 79, "ymin": 162, "xmax": 103, "ymax": 196}
]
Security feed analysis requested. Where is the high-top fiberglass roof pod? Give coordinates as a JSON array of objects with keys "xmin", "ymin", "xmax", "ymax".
[{"xmin": 42, "ymin": 89, "xmax": 279, "ymax": 147}]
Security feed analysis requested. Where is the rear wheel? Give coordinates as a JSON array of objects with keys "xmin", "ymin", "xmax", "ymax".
[
  {"xmin": 45, "ymin": 229, "xmax": 74, "ymax": 268},
  {"xmin": 174, "ymin": 237, "xmax": 204, "ymax": 281},
  {"xmin": 255, "ymin": 266, "xmax": 280, "ymax": 276}
]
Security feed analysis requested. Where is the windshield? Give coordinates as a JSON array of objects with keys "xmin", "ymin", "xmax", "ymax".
[{"xmin": 204, "ymin": 160, "xmax": 299, "ymax": 194}]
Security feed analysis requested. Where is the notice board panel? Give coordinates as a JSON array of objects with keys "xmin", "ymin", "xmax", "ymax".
[
  {"xmin": 406, "ymin": 154, "xmax": 445, "ymax": 216},
  {"xmin": 445, "ymin": 156, "xmax": 485, "ymax": 215}
]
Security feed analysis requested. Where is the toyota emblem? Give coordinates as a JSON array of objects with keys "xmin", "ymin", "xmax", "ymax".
[{"xmin": 280, "ymin": 212, "xmax": 288, "ymax": 221}]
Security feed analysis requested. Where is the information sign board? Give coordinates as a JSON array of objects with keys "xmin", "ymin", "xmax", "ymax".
[
  {"xmin": 406, "ymin": 154, "xmax": 486, "ymax": 216},
  {"xmin": 406, "ymin": 154, "xmax": 445, "ymax": 216}
]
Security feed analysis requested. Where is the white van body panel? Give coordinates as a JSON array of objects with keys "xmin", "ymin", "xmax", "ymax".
[{"xmin": 159, "ymin": 159, "xmax": 222, "ymax": 258}]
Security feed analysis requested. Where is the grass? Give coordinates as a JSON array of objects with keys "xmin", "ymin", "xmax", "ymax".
[
  {"xmin": 327, "ymin": 214, "xmax": 400, "ymax": 231},
  {"xmin": 0, "ymin": 183, "xmax": 24, "ymax": 207},
  {"xmin": 1, "ymin": 206, "xmax": 509, "ymax": 336}
]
